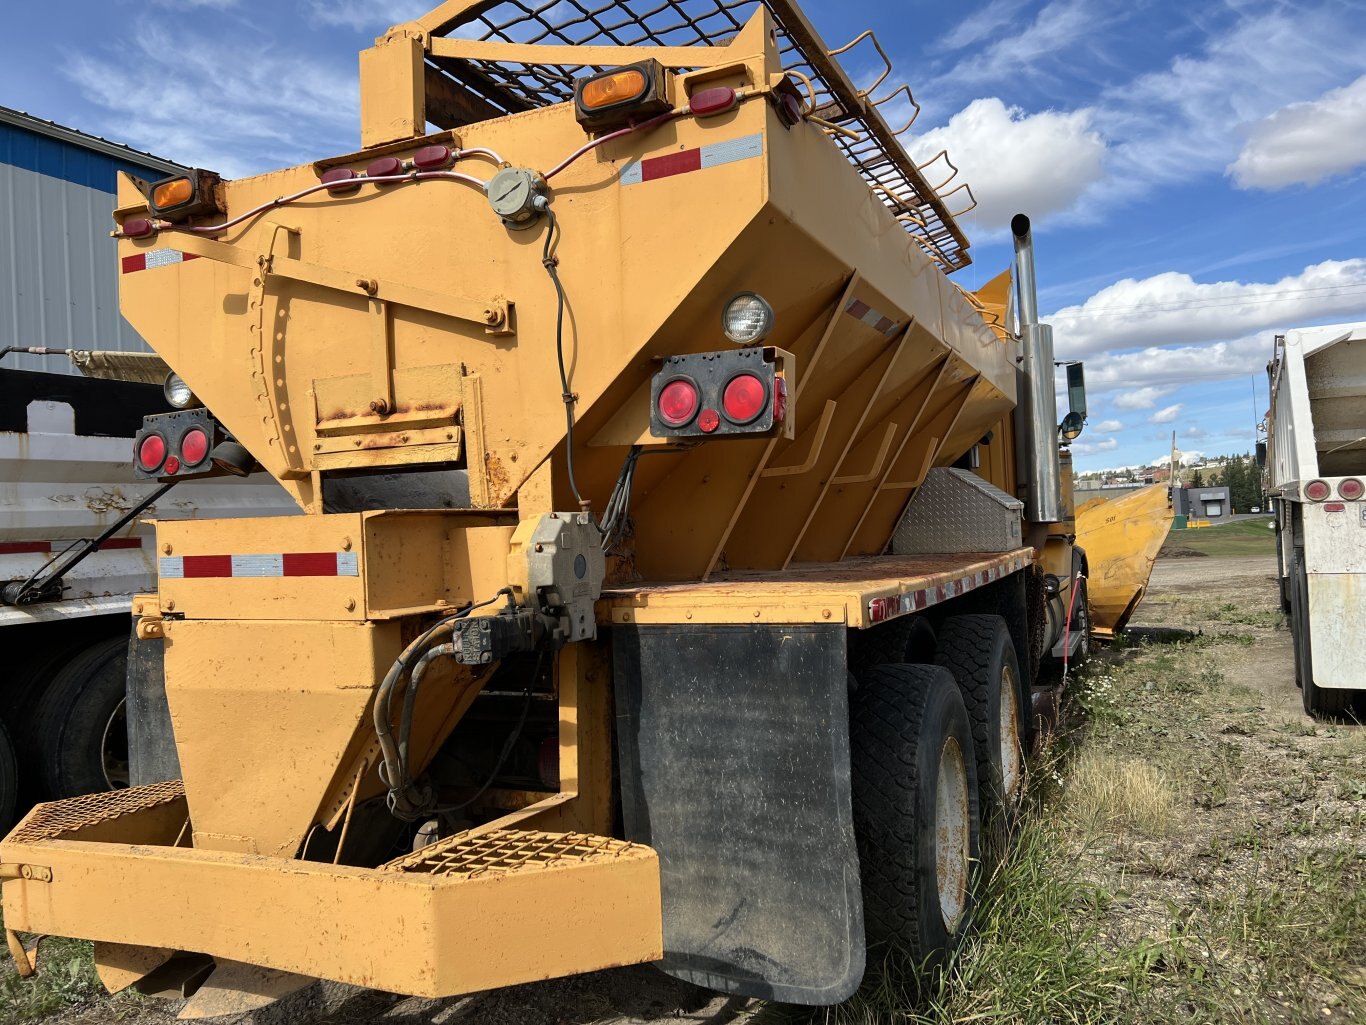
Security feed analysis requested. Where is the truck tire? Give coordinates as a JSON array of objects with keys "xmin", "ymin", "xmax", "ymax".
[
  {"xmin": 34, "ymin": 636, "xmax": 130, "ymax": 798},
  {"xmin": 1291, "ymin": 553, "xmax": 1352, "ymax": 717},
  {"xmin": 934, "ymin": 615, "xmax": 1025, "ymax": 821},
  {"xmin": 0, "ymin": 720, "xmax": 18, "ymax": 833},
  {"xmin": 849, "ymin": 663, "xmax": 979, "ymax": 972}
]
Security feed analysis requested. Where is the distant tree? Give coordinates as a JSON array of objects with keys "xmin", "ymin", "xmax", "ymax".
[
  {"xmin": 1223, "ymin": 456, "xmax": 1245, "ymax": 513},
  {"xmin": 1191, "ymin": 469, "xmax": 1205, "ymax": 488}
]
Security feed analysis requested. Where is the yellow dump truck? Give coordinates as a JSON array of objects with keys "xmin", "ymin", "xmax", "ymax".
[{"xmin": 2, "ymin": 0, "xmax": 1098, "ymax": 1013}]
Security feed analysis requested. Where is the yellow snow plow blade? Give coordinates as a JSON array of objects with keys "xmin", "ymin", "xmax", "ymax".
[{"xmin": 1076, "ymin": 484, "xmax": 1174, "ymax": 639}]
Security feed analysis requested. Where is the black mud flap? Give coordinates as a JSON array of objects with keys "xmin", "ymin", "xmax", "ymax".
[
  {"xmin": 613, "ymin": 623, "xmax": 864, "ymax": 1005},
  {"xmin": 126, "ymin": 624, "xmax": 181, "ymax": 786}
]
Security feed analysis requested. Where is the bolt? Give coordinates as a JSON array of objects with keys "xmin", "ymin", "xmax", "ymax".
[
  {"xmin": 135, "ymin": 603, "xmax": 143, "ymax": 614},
  {"xmin": 483, "ymin": 308, "xmax": 501, "ymax": 326},
  {"xmin": 356, "ymin": 278, "xmax": 378, "ymax": 296},
  {"xmin": 436, "ymin": 598, "xmax": 449, "ymax": 607},
  {"xmin": 369, "ymin": 399, "xmax": 389, "ymax": 415},
  {"xmin": 162, "ymin": 543, "xmax": 173, "ymax": 555},
  {"xmin": 165, "ymin": 599, "xmax": 175, "ymax": 611},
  {"xmin": 822, "ymin": 609, "xmax": 832, "ymax": 619},
  {"xmin": 345, "ymin": 598, "xmax": 356, "ymax": 612},
  {"xmin": 535, "ymin": 543, "xmax": 544, "ymax": 552},
  {"xmin": 753, "ymin": 610, "xmax": 761, "ymax": 618}
]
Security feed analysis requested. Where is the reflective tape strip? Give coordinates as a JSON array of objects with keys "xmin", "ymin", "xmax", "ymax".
[
  {"xmin": 157, "ymin": 552, "xmax": 359, "ymax": 579},
  {"xmin": 621, "ymin": 133, "xmax": 764, "ymax": 186},
  {"xmin": 867, "ymin": 552, "xmax": 1031, "ymax": 624},
  {"xmin": 122, "ymin": 250, "xmax": 199, "ymax": 274},
  {"xmin": 844, "ymin": 298, "xmax": 902, "ymax": 337}
]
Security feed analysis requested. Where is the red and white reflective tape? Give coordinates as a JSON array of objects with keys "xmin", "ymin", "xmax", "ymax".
[
  {"xmin": 122, "ymin": 249, "xmax": 199, "ymax": 274},
  {"xmin": 159, "ymin": 551, "xmax": 359, "ymax": 579},
  {"xmin": 867, "ymin": 552, "xmax": 1031, "ymax": 624},
  {"xmin": 620, "ymin": 132, "xmax": 763, "ymax": 186},
  {"xmin": 845, "ymin": 298, "xmax": 902, "ymax": 337},
  {"xmin": 0, "ymin": 538, "xmax": 143, "ymax": 556}
]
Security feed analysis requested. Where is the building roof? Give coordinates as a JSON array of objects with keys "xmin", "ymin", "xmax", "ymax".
[{"xmin": 0, "ymin": 105, "xmax": 184, "ymax": 188}]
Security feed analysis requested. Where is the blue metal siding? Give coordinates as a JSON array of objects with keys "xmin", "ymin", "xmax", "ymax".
[{"xmin": 0, "ymin": 121, "xmax": 171, "ymax": 193}]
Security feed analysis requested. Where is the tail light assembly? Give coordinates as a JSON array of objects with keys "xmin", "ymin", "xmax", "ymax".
[
  {"xmin": 573, "ymin": 59, "xmax": 671, "ymax": 131},
  {"xmin": 146, "ymin": 168, "xmax": 222, "ymax": 222},
  {"xmin": 1337, "ymin": 477, "xmax": 1363, "ymax": 500},
  {"xmin": 1303, "ymin": 479, "xmax": 1331, "ymax": 502},
  {"xmin": 650, "ymin": 347, "xmax": 793, "ymax": 440},
  {"xmin": 133, "ymin": 408, "xmax": 253, "ymax": 481}
]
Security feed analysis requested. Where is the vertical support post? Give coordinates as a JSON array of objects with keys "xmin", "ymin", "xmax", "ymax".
[{"xmin": 359, "ymin": 35, "xmax": 427, "ymax": 149}]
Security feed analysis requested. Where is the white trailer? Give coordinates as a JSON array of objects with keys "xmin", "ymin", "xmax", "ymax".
[{"xmin": 1266, "ymin": 322, "xmax": 1366, "ymax": 717}]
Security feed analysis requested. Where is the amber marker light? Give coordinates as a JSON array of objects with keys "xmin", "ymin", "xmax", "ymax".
[{"xmin": 580, "ymin": 69, "xmax": 648, "ymax": 109}]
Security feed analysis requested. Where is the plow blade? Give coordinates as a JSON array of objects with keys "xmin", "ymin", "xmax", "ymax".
[
  {"xmin": 1075, "ymin": 484, "xmax": 1175, "ymax": 639},
  {"xmin": 1, "ymin": 782, "xmax": 663, "ymax": 999}
]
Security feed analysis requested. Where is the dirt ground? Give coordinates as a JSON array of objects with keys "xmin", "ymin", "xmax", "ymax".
[{"xmin": 7, "ymin": 550, "xmax": 1361, "ymax": 1024}]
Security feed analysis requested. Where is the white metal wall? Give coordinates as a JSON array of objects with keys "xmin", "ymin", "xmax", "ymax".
[{"xmin": 1, "ymin": 161, "xmax": 152, "ymax": 373}]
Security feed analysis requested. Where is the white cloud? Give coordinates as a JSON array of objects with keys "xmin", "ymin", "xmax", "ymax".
[
  {"xmin": 1049, "ymin": 258, "xmax": 1366, "ymax": 357},
  {"xmin": 1153, "ymin": 450, "xmax": 1204, "ymax": 468},
  {"xmin": 1094, "ymin": 419, "xmax": 1125, "ymax": 433},
  {"xmin": 1228, "ymin": 74, "xmax": 1366, "ymax": 190},
  {"xmin": 941, "ymin": 0, "xmax": 1100, "ymax": 92},
  {"xmin": 936, "ymin": 0, "xmax": 1031, "ymax": 53},
  {"xmin": 1149, "ymin": 403, "xmax": 1183, "ymax": 425},
  {"xmin": 1113, "ymin": 386, "xmax": 1174, "ymax": 411},
  {"xmin": 308, "ymin": 0, "xmax": 432, "ymax": 31},
  {"xmin": 906, "ymin": 99, "xmax": 1106, "ymax": 233},
  {"xmin": 1073, "ymin": 437, "xmax": 1119, "ymax": 456},
  {"xmin": 65, "ymin": 25, "xmax": 358, "ymax": 179}
]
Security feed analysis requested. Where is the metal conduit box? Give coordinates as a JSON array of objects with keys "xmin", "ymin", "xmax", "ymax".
[{"xmin": 892, "ymin": 468, "xmax": 1024, "ymax": 554}]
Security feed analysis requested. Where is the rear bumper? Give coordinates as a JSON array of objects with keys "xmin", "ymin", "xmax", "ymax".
[{"xmin": 1, "ymin": 782, "xmax": 662, "ymax": 997}]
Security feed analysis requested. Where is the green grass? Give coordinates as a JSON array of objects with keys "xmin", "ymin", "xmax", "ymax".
[
  {"xmin": 1162, "ymin": 517, "xmax": 1276, "ymax": 558},
  {"xmin": 0, "ymin": 932, "xmax": 105, "ymax": 1023}
]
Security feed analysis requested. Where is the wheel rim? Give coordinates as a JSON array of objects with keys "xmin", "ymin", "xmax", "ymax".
[
  {"xmin": 101, "ymin": 698, "xmax": 130, "ymax": 790},
  {"xmin": 935, "ymin": 735, "xmax": 970, "ymax": 933},
  {"xmin": 998, "ymin": 663, "xmax": 1023, "ymax": 803}
]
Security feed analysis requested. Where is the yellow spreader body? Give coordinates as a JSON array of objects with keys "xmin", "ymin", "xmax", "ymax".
[{"xmin": 1075, "ymin": 484, "xmax": 1175, "ymax": 639}]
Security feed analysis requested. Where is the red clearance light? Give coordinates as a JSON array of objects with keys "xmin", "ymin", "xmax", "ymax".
[
  {"xmin": 698, "ymin": 409, "xmax": 721, "ymax": 434},
  {"xmin": 163, "ymin": 455, "xmax": 181, "ymax": 476},
  {"xmin": 657, "ymin": 378, "xmax": 699, "ymax": 426},
  {"xmin": 722, "ymin": 373, "xmax": 767, "ymax": 424},
  {"xmin": 180, "ymin": 427, "xmax": 210, "ymax": 466},
  {"xmin": 121, "ymin": 218, "xmax": 155, "ymax": 239},
  {"xmin": 1304, "ymin": 479, "xmax": 1331, "ymax": 502},
  {"xmin": 413, "ymin": 145, "xmax": 453, "ymax": 171},
  {"xmin": 137, "ymin": 434, "xmax": 166, "ymax": 472},
  {"xmin": 320, "ymin": 167, "xmax": 361, "ymax": 193},
  {"xmin": 773, "ymin": 376, "xmax": 788, "ymax": 422},
  {"xmin": 689, "ymin": 86, "xmax": 738, "ymax": 117},
  {"xmin": 366, "ymin": 155, "xmax": 403, "ymax": 179},
  {"xmin": 1337, "ymin": 478, "xmax": 1364, "ymax": 500},
  {"xmin": 1324, "ymin": 502, "xmax": 1347, "ymax": 512}
]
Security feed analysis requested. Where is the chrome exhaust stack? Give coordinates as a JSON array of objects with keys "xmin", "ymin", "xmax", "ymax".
[{"xmin": 1012, "ymin": 214, "xmax": 1062, "ymax": 524}]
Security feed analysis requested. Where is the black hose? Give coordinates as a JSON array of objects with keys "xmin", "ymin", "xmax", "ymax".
[{"xmin": 541, "ymin": 209, "xmax": 589, "ymax": 512}]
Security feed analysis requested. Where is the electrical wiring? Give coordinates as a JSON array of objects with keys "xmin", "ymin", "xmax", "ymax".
[{"xmin": 541, "ymin": 208, "xmax": 590, "ymax": 512}]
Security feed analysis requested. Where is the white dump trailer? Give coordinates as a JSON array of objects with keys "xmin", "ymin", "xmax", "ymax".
[{"xmin": 1266, "ymin": 322, "xmax": 1366, "ymax": 717}]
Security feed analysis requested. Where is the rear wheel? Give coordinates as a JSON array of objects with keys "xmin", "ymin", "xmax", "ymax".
[
  {"xmin": 34, "ymin": 636, "xmax": 130, "ymax": 797},
  {"xmin": 849, "ymin": 663, "xmax": 979, "ymax": 971},
  {"xmin": 934, "ymin": 615, "xmax": 1025, "ymax": 822},
  {"xmin": 1291, "ymin": 553, "xmax": 1352, "ymax": 717}
]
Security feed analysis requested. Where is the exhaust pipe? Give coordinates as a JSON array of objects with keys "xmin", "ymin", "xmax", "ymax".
[{"xmin": 1012, "ymin": 215, "xmax": 1062, "ymax": 523}]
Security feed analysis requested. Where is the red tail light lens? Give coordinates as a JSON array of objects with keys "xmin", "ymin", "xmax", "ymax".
[
  {"xmin": 1304, "ymin": 479, "xmax": 1331, "ymax": 502},
  {"xmin": 722, "ymin": 373, "xmax": 767, "ymax": 424},
  {"xmin": 320, "ymin": 167, "xmax": 361, "ymax": 193},
  {"xmin": 413, "ymin": 145, "xmax": 453, "ymax": 171},
  {"xmin": 180, "ymin": 427, "xmax": 210, "ymax": 466},
  {"xmin": 772, "ymin": 376, "xmax": 788, "ymax": 422},
  {"xmin": 658, "ymin": 378, "xmax": 700, "ymax": 426},
  {"xmin": 163, "ymin": 455, "xmax": 181, "ymax": 475},
  {"xmin": 137, "ymin": 434, "xmax": 166, "ymax": 472},
  {"xmin": 1337, "ymin": 478, "xmax": 1363, "ymax": 500}
]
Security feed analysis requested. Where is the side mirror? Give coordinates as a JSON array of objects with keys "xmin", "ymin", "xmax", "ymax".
[
  {"xmin": 1255, "ymin": 441, "xmax": 1267, "ymax": 468},
  {"xmin": 1066, "ymin": 362, "xmax": 1087, "ymax": 420},
  {"xmin": 1059, "ymin": 411, "xmax": 1085, "ymax": 442}
]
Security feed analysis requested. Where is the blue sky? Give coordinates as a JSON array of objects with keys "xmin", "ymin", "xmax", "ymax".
[{"xmin": 4, "ymin": 0, "xmax": 1365, "ymax": 471}]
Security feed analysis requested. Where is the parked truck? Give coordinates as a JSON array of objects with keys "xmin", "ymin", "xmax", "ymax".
[
  {"xmin": 1266, "ymin": 322, "xmax": 1366, "ymax": 717},
  {"xmin": 2, "ymin": 0, "xmax": 1104, "ymax": 1013}
]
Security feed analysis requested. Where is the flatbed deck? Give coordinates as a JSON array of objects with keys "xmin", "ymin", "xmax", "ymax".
[{"xmin": 602, "ymin": 548, "xmax": 1033, "ymax": 627}]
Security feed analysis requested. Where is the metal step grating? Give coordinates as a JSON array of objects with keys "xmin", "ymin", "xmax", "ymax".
[
  {"xmin": 6, "ymin": 779, "xmax": 185, "ymax": 845},
  {"xmin": 383, "ymin": 828, "xmax": 647, "ymax": 877}
]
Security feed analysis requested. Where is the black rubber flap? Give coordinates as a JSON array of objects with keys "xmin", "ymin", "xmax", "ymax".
[{"xmin": 614, "ymin": 623, "xmax": 864, "ymax": 1004}]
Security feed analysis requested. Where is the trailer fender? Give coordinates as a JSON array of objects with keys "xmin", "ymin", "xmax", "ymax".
[{"xmin": 613, "ymin": 623, "xmax": 863, "ymax": 1005}]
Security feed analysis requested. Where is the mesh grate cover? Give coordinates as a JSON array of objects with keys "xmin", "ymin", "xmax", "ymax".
[
  {"xmin": 383, "ymin": 828, "xmax": 644, "ymax": 877},
  {"xmin": 426, "ymin": 0, "xmax": 971, "ymax": 268},
  {"xmin": 7, "ymin": 780, "xmax": 186, "ymax": 845}
]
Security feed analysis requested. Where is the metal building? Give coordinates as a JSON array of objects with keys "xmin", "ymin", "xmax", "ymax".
[{"xmin": 0, "ymin": 106, "xmax": 183, "ymax": 375}]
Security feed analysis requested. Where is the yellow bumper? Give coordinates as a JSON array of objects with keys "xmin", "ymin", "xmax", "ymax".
[{"xmin": 1, "ymin": 782, "xmax": 662, "ymax": 998}]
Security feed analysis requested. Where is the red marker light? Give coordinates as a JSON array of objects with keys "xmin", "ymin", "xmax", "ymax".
[
  {"xmin": 180, "ymin": 427, "xmax": 210, "ymax": 466},
  {"xmin": 163, "ymin": 455, "xmax": 181, "ymax": 476},
  {"xmin": 1324, "ymin": 502, "xmax": 1346, "ymax": 512},
  {"xmin": 366, "ymin": 155, "xmax": 403, "ymax": 179},
  {"xmin": 722, "ymin": 373, "xmax": 767, "ymax": 424},
  {"xmin": 658, "ymin": 378, "xmax": 699, "ymax": 426},
  {"xmin": 698, "ymin": 409, "xmax": 720, "ymax": 434},
  {"xmin": 137, "ymin": 434, "xmax": 166, "ymax": 471},
  {"xmin": 121, "ymin": 218, "xmax": 155, "ymax": 239},
  {"xmin": 1338, "ymin": 478, "xmax": 1363, "ymax": 500},
  {"xmin": 1304, "ymin": 479, "xmax": 1331, "ymax": 502},
  {"xmin": 320, "ymin": 167, "xmax": 361, "ymax": 193},
  {"xmin": 690, "ymin": 86, "xmax": 739, "ymax": 117},
  {"xmin": 413, "ymin": 145, "xmax": 453, "ymax": 171},
  {"xmin": 772, "ymin": 376, "xmax": 788, "ymax": 422}
]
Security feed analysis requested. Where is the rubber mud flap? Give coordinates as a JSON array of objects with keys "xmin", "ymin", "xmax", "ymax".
[{"xmin": 614, "ymin": 623, "xmax": 864, "ymax": 1005}]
